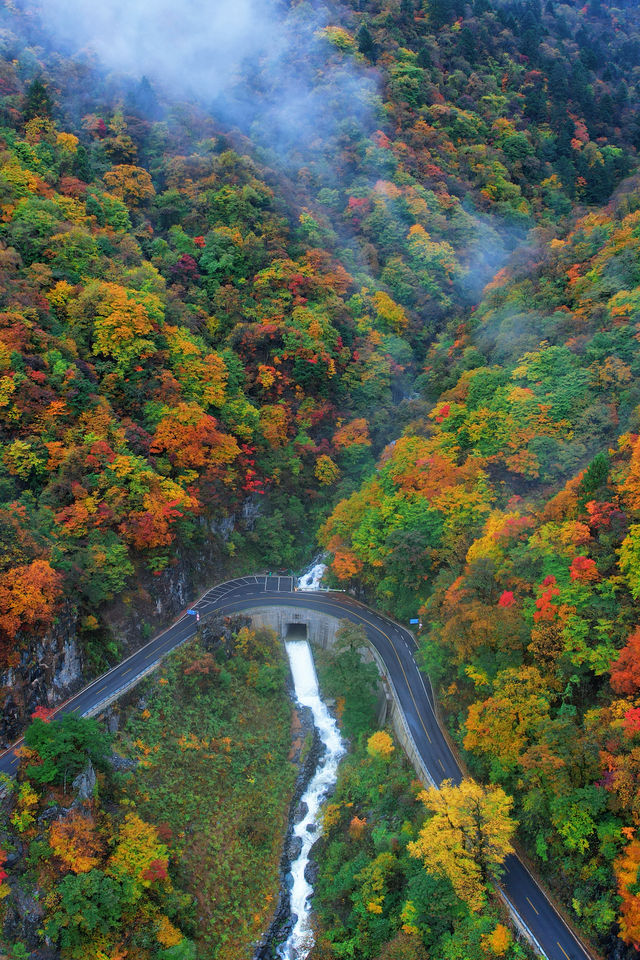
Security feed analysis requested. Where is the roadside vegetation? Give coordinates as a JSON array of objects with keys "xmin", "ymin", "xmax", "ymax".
[
  {"xmin": 312, "ymin": 629, "xmax": 531, "ymax": 960},
  {"xmin": 2, "ymin": 0, "xmax": 640, "ymax": 952},
  {"xmin": 0, "ymin": 619, "xmax": 297, "ymax": 960}
]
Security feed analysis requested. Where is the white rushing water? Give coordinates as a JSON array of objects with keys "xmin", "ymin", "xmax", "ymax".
[
  {"xmin": 280, "ymin": 641, "xmax": 345, "ymax": 960},
  {"xmin": 297, "ymin": 562, "xmax": 327, "ymax": 591}
]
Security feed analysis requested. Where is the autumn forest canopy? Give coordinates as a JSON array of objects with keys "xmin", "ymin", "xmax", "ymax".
[{"xmin": 3, "ymin": 0, "xmax": 640, "ymax": 955}]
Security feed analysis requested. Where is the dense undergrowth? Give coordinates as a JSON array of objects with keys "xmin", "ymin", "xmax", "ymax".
[
  {"xmin": 311, "ymin": 630, "xmax": 534, "ymax": 960},
  {"xmin": 0, "ymin": 619, "xmax": 297, "ymax": 960}
]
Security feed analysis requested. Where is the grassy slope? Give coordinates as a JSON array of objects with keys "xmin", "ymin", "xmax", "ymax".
[{"xmin": 116, "ymin": 632, "xmax": 297, "ymax": 960}]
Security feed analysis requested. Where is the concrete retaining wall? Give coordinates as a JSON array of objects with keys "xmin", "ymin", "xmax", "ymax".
[
  {"xmin": 246, "ymin": 605, "xmax": 436, "ymax": 788},
  {"xmin": 246, "ymin": 604, "xmax": 342, "ymax": 649}
]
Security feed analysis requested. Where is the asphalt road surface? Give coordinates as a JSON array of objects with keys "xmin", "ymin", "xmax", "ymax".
[{"xmin": 0, "ymin": 575, "xmax": 594, "ymax": 960}]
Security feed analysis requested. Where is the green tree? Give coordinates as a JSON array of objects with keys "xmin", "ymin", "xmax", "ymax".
[
  {"xmin": 322, "ymin": 620, "xmax": 379, "ymax": 738},
  {"xmin": 46, "ymin": 870, "xmax": 129, "ymax": 949},
  {"xmin": 356, "ymin": 23, "xmax": 376, "ymax": 61},
  {"xmin": 24, "ymin": 78, "xmax": 52, "ymax": 120},
  {"xmin": 24, "ymin": 715, "xmax": 112, "ymax": 791}
]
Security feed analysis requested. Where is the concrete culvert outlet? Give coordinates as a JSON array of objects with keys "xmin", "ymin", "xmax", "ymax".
[{"xmin": 285, "ymin": 622, "xmax": 308, "ymax": 640}]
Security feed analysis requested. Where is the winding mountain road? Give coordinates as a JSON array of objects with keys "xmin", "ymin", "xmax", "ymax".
[{"xmin": 0, "ymin": 575, "xmax": 594, "ymax": 960}]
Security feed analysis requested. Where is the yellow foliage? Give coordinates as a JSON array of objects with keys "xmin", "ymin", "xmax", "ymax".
[
  {"xmin": 357, "ymin": 851, "xmax": 395, "ymax": 917},
  {"xmin": 0, "ymin": 375, "xmax": 16, "ymax": 407},
  {"xmin": 400, "ymin": 899, "xmax": 420, "ymax": 935},
  {"xmin": 108, "ymin": 813, "xmax": 169, "ymax": 896},
  {"xmin": 323, "ymin": 802, "xmax": 343, "ymax": 832},
  {"xmin": 47, "ymin": 280, "xmax": 75, "ymax": 313},
  {"xmin": 314, "ymin": 454, "xmax": 340, "ymax": 486},
  {"xmin": 408, "ymin": 779, "xmax": 516, "ymax": 912},
  {"xmin": 87, "ymin": 281, "xmax": 158, "ymax": 364},
  {"xmin": 483, "ymin": 923, "xmax": 512, "ymax": 955},
  {"xmin": 103, "ymin": 164, "xmax": 155, "ymax": 206},
  {"xmin": 156, "ymin": 915, "xmax": 183, "ymax": 948},
  {"xmin": 11, "ymin": 781, "xmax": 38, "ymax": 833},
  {"xmin": 372, "ymin": 290, "xmax": 409, "ymax": 332},
  {"xmin": 24, "ymin": 117, "xmax": 56, "ymax": 144},
  {"xmin": 56, "ymin": 132, "xmax": 79, "ymax": 153},
  {"xmin": 367, "ymin": 730, "xmax": 395, "ymax": 760}
]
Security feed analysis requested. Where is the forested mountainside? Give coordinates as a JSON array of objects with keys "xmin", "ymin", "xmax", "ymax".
[
  {"xmin": 319, "ymin": 4, "xmax": 640, "ymax": 954},
  {"xmin": 2, "ymin": 0, "xmax": 640, "ymax": 954}
]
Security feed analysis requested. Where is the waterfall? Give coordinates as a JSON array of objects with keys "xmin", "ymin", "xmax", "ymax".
[
  {"xmin": 279, "ymin": 641, "xmax": 345, "ymax": 960},
  {"xmin": 297, "ymin": 562, "xmax": 327, "ymax": 591}
]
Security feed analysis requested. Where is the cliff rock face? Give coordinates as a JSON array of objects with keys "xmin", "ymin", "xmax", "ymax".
[
  {"xmin": 102, "ymin": 541, "xmax": 230, "ymax": 657},
  {"xmin": 0, "ymin": 532, "xmax": 238, "ymax": 746},
  {"xmin": 0, "ymin": 498, "xmax": 260, "ymax": 747},
  {"xmin": 0, "ymin": 602, "xmax": 82, "ymax": 746}
]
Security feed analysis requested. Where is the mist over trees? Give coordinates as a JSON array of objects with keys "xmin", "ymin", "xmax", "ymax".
[{"xmin": 1, "ymin": 0, "xmax": 640, "ymax": 956}]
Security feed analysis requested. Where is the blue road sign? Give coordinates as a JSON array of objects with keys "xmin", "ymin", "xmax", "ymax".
[{"xmin": 409, "ymin": 618, "xmax": 419, "ymax": 624}]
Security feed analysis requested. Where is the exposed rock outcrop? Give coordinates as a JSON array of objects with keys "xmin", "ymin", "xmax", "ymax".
[{"xmin": 0, "ymin": 602, "xmax": 81, "ymax": 746}]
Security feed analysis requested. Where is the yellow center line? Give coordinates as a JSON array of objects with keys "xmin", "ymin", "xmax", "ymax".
[
  {"xmin": 322, "ymin": 603, "xmax": 434, "ymax": 746},
  {"xmin": 222, "ymin": 594, "xmax": 435, "ymax": 747},
  {"xmin": 438, "ymin": 758, "xmax": 445, "ymax": 771},
  {"xmin": 558, "ymin": 943, "xmax": 571, "ymax": 960},
  {"xmin": 526, "ymin": 896, "xmax": 539, "ymax": 915}
]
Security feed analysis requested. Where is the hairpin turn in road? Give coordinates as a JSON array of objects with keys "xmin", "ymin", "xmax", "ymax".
[{"xmin": 0, "ymin": 575, "xmax": 595, "ymax": 960}]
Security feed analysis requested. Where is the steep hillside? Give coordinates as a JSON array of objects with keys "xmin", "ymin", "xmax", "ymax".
[
  {"xmin": 322, "ymin": 179, "xmax": 640, "ymax": 951},
  {"xmin": 2, "ymin": 0, "xmax": 640, "ymax": 952}
]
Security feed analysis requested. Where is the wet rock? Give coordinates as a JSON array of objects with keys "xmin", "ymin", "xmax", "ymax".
[
  {"xmin": 37, "ymin": 806, "xmax": 63, "ymax": 826},
  {"xmin": 304, "ymin": 860, "xmax": 319, "ymax": 887},
  {"xmin": 0, "ymin": 604, "xmax": 81, "ymax": 746},
  {"xmin": 5, "ymin": 844, "xmax": 23, "ymax": 868},
  {"xmin": 51, "ymin": 638, "xmax": 82, "ymax": 698},
  {"xmin": 105, "ymin": 710, "xmax": 120, "ymax": 734},
  {"xmin": 294, "ymin": 800, "xmax": 308, "ymax": 822},
  {"xmin": 287, "ymin": 836, "xmax": 303, "ymax": 861}
]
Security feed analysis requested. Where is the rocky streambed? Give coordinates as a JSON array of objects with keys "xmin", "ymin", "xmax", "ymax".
[{"xmin": 255, "ymin": 640, "xmax": 345, "ymax": 960}]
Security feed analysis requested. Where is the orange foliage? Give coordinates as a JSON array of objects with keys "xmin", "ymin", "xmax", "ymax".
[
  {"xmin": 349, "ymin": 816, "xmax": 367, "ymax": 839},
  {"xmin": 151, "ymin": 403, "xmax": 239, "ymax": 470},
  {"xmin": 259, "ymin": 404, "xmax": 289, "ymax": 447},
  {"xmin": 611, "ymin": 628, "xmax": 640, "ymax": 695},
  {"xmin": 569, "ymin": 555, "xmax": 599, "ymax": 582},
  {"xmin": 331, "ymin": 548, "xmax": 363, "ymax": 581},
  {"xmin": 615, "ymin": 838, "xmax": 640, "ymax": 947},
  {"xmin": 333, "ymin": 418, "xmax": 371, "ymax": 449},
  {"xmin": 0, "ymin": 559, "xmax": 62, "ymax": 641},
  {"xmin": 49, "ymin": 812, "xmax": 103, "ymax": 874}
]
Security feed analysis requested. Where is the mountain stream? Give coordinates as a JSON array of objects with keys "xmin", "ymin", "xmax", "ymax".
[{"xmin": 276, "ymin": 640, "xmax": 345, "ymax": 959}]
